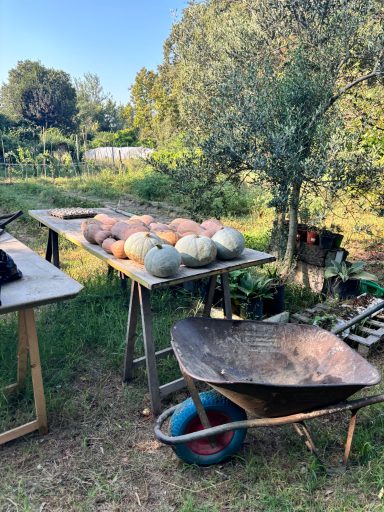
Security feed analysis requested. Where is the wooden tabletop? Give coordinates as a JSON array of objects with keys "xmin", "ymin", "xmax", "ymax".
[
  {"xmin": 0, "ymin": 232, "xmax": 83, "ymax": 314},
  {"xmin": 29, "ymin": 209, "xmax": 275, "ymax": 290}
]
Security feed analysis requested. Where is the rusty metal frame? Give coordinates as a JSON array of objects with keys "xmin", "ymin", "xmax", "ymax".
[{"xmin": 154, "ymin": 393, "xmax": 384, "ymax": 466}]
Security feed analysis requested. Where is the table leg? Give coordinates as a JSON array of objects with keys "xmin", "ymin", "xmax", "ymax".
[
  {"xmin": 45, "ymin": 229, "xmax": 53, "ymax": 262},
  {"xmin": 51, "ymin": 231, "xmax": 60, "ymax": 268},
  {"xmin": 45, "ymin": 229, "xmax": 60, "ymax": 268},
  {"xmin": 23, "ymin": 309, "xmax": 48, "ymax": 435},
  {"xmin": 221, "ymin": 273, "xmax": 232, "ymax": 320},
  {"xmin": 203, "ymin": 276, "xmax": 217, "ymax": 317},
  {"xmin": 123, "ymin": 281, "xmax": 140, "ymax": 381},
  {"xmin": 138, "ymin": 285, "xmax": 161, "ymax": 415},
  {"xmin": 17, "ymin": 310, "xmax": 29, "ymax": 388}
]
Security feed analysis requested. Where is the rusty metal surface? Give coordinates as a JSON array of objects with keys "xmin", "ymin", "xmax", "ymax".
[{"xmin": 171, "ymin": 318, "xmax": 381, "ymax": 417}]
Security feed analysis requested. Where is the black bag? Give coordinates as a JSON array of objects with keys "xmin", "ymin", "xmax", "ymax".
[{"xmin": 0, "ymin": 250, "xmax": 23, "ymax": 306}]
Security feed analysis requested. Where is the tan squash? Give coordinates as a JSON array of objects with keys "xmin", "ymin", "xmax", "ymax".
[
  {"xmin": 111, "ymin": 221, "xmax": 149, "ymax": 241},
  {"xmin": 81, "ymin": 218, "xmax": 101, "ymax": 231},
  {"xmin": 101, "ymin": 237, "xmax": 117, "ymax": 254},
  {"xmin": 111, "ymin": 240, "xmax": 127, "ymax": 259},
  {"xmin": 169, "ymin": 217, "xmax": 190, "ymax": 230},
  {"xmin": 130, "ymin": 214, "xmax": 155, "ymax": 226},
  {"xmin": 201, "ymin": 219, "xmax": 223, "ymax": 237},
  {"xmin": 82, "ymin": 223, "xmax": 101, "ymax": 244},
  {"xmin": 152, "ymin": 228, "xmax": 180, "ymax": 246},
  {"xmin": 177, "ymin": 220, "xmax": 205, "ymax": 236},
  {"xmin": 94, "ymin": 230, "xmax": 113, "ymax": 246},
  {"xmin": 94, "ymin": 213, "xmax": 118, "ymax": 226}
]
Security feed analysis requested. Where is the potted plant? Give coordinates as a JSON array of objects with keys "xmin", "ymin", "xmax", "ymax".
[
  {"xmin": 306, "ymin": 226, "xmax": 319, "ymax": 245},
  {"xmin": 263, "ymin": 264, "xmax": 287, "ymax": 316},
  {"xmin": 324, "ymin": 261, "xmax": 378, "ymax": 299},
  {"xmin": 319, "ymin": 228, "xmax": 335, "ymax": 250},
  {"xmin": 233, "ymin": 272, "xmax": 274, "ymax": 319},
  {"xmin": 330, "ymin": 224, "xmax": 344, "ymax": 249}
]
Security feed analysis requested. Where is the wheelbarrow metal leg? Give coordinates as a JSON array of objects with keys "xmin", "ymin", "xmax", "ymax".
[
  {"xmin": 293, "ymin": 421, "xmax": 319, "ymax": 457},
  {"xmin": 343, "ymin": 410, "xmax": 358, "ymax": 466}
]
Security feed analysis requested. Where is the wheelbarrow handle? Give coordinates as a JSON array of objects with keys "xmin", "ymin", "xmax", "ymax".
[
  {"xmin": 155, "ymin": 393, "xmax": 384, "ymax": 446},
  {"xmin": 0, "ymin": 210, "xmax": 23, "ymax": 229}
]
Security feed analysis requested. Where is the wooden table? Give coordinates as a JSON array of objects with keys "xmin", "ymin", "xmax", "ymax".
[
  {"xmin": 29, "ymin": 208, "xmax": 275, "ymax": 414},
  {"xmin": 0, "ymin": 232, "xmax": 83, "ymax": 445}
]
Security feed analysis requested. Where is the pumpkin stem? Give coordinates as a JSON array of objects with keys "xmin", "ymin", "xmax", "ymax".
[{"xmin": 155, "ymin": 244, "xmax": 163, "ymax": 249}]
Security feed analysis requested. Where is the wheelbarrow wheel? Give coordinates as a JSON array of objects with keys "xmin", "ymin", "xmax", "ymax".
[{"xmin": 169, "ymin": 390, "xmax": 247, "ymax": 466}]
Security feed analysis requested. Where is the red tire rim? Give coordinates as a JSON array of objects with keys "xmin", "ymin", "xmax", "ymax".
[{"xmin": 185, "ymin": 411, "xmax": 234, "ymax": 455}]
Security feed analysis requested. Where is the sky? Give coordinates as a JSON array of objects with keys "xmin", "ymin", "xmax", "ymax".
[{"xmin": 0, "ymin": 0, "xmax": 190, "ymax": 105}]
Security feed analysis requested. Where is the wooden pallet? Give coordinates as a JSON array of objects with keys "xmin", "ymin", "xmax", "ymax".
[{"xmin": 290, "ymin": 302, "xmax": 384, "ymax": 356}]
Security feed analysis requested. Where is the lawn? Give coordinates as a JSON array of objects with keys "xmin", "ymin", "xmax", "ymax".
[{"xmin": 0, "ymin": 176, "xmax": 384, "ymax": 511}]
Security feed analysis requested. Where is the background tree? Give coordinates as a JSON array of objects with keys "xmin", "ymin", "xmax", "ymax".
[
  {"xmin": 74, "ymin": 73, "xmax": 124, "ymax": 143},
  {"xmin": 0, "ymin": 60, "xmax": 77, "ymax": 132},
  {"xmin": 162, "ymin": 0, "xmax": 383, "ymax": 267}
]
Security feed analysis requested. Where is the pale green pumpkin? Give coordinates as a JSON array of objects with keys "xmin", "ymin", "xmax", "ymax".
[
  {"xmin": 175, "ymin": 234, "xmax": 217, "ymax": 267},
  {"xmin": 212, "ymin": 227, "xmax": 245, "ymax": 260},
  {"xmin": 124, "ymin": 232, "xmax": 162, "ymax": 264},
  {"xmin": 144, "ymin": 244, "xmax": 181, "ymax": 277}
]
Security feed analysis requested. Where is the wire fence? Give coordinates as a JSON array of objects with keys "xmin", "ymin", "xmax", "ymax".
[{"xmin": 0, "ymin": 161, "xmax": 131, "ymax": 181}]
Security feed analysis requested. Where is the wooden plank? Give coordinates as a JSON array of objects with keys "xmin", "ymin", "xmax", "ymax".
[
  {"xmin": 221, "ymin": 273, "xmax": 232, "ymax": 320},
  {"xmin": 0, "ymin": 420, "xmax": 40, "ymax": 446},
  {"xmin": 17, "ymin": 309, "xmax": 28, "ymax": 387},
  {"xmin": 291, "ymin": 313, "xmax": 312, "ymax": 324},
  {"xmin": 24, "ymin": 309, "xmax": 48, "ymax": 434},
  {"xmin": 138, "ymin": 285, "xmax": 161, "ymax": 415},
  {"xmin": 345, "ymin": 333, "xmax": 374, "ymax": 347},
  {"xmin": 359, "ymin": 326, "xmax": 383, "ymax": 336},
  {"xmin": 366, "ymin": 319, "xmax": 384, "ymax": 328},
  {"xmin": 123, "ymin": 281, "xmax": 140, "ymax": 381},
  {"xmin": 132, "ymin": 346, "xmax": 174, "ymax": 368},
  {"xmin": 159, "ymin": 377, "xmax": 186, "ymax": 397},
  {"xmin": 28, "ymin": 209, "xmax": 275, "ymax": 290},
  {"xmin": 0, "ymin": 234, "xmax": 83, "ymax": 314},
  {"xmin": 203, "ymin": 276, "xmax": 217, "ymax": 317}
]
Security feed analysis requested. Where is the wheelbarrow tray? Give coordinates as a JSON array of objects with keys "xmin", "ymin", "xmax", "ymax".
[{"xmin": 171, "ymin": 318, "xmax": 381, "ymax": 417}]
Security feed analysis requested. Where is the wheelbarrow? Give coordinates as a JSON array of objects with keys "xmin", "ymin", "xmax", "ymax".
[{"xmin": 155, "ymin": 318, "xmax": 384, "ymax": 466}]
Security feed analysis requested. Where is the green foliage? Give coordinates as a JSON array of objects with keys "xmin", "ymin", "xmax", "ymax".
[
  {"xmin": 74, "ymin": 72, "xmax": 125, "ymax": 136},
  {"xmin": 230, "ymin": 270, "xmax": 274, "ymax": 301},
  {"xmin": 89, "ymin": 128, "xmax": 139, "ymax": 149},
  {"xmin": 324, "ymin": 261, "xmax": 378, "ymax": 283},
  {"xmin": 0, "ymin": 60, "xmax": 77, "ymax": 132}
]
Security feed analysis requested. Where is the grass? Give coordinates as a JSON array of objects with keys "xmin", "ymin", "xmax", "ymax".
[{"xmin": 0, "ymin": 177, "xmax": 384, "ymax": 511}]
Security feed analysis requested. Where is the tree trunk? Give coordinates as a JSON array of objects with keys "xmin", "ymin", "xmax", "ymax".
[{"xmin": 283, "ymin": 181, "xmax": 301, "ymax": 271}]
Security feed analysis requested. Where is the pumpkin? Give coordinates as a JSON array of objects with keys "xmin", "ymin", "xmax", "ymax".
[
  {"xmin": 130, "ymin": 214, "xmax": 154, "ymax": 225},
  {"xmin": 111, "ymin": 221, "xmax": 149, "ymax": 241},
  {"xmin": 124, "ymin": 232, "xmax": 162, "ymax": 264},
  {"xmin": 169, "ymin": 217, "xmax": 190, "ymax": 229},
  {"xmin": 94, "ymin": 213, "xmax": 117, "ymax": 226},
  {"xmin": 212, "ymin": 227, "xmax": 245, "ymax": 260},
  {"xmin": 81, "ymin": 218, "xmax": 101, "ymax": 232},
  {"xmin": 149, "ymin": 222, "xmax": 174, "ymax": 231},
  {"xmin": 152, "ymin": 228, "xmax": 180, "ymax": 246},
  {"xmin": 177, "ymin": 220, "xmax": 205, "ymax": 236},
  {"xmin": 82, "ymin": 223, "xmax": 101, "ymax": 244},
  {"xmin": 124, "ymin": 218, "xmax": 146, "ymax": 226},
  {"xmin": 94, "ymin": 229, "xmax": 112, "ymax": 246},
  {"xmin": 111, "ymin": 240, "xmax": 127, "ymax": 259},
  {"xmin": 102, "ymin": 237, "xmax": 116, "ymax": 254},
  {"xmin": 144, "ymin": 244, "xmax": 181, "ymax": 277},
  {"xmin": 201, "ymin": 219, "xmax": 223, "ymax": 237},
  {"xmin": 175, "ymin": 235, "xmax": 217, "ymax": 267}
]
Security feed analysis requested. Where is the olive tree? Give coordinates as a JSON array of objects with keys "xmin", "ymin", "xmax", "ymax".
[{"xmin": 163, "ymin": 0, "xmax": 383, "ymax": 267}]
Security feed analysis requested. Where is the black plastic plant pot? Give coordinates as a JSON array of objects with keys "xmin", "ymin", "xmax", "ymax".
[
  {"xmin": 263, "ymin": 284, "xmax": 285, "ymax": 316},
  {"xmin": 335, "ymin": 279, "xmax": 360, "ymax": 299},
  {"xmin": 242, "ymin": 298, "xmax": 264, "ymax": 320},
  {"xmin": 319, "ymin": 233, "xmax": 335, "ymax": 250},
  {"xmin": 332, "ymin": 234, "xmax": 344, "ymax": 249}
]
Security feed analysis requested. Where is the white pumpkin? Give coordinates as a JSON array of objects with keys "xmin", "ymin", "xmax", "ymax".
[
  {"xmin": 212, "ymin": 227, "xmax": 245, "ymax": 260},
  {"xmin": 124, "ymin": 232, "xmax": 162, "ymax": 264},
  {"xmin": 175, "ymin": 235, "xmax": 217, "ymax": 267}
]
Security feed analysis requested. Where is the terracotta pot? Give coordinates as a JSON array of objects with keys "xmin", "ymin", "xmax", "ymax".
[{"xmin": 306, "ymin": 230, "xmax": 318, "ymax": 245}]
